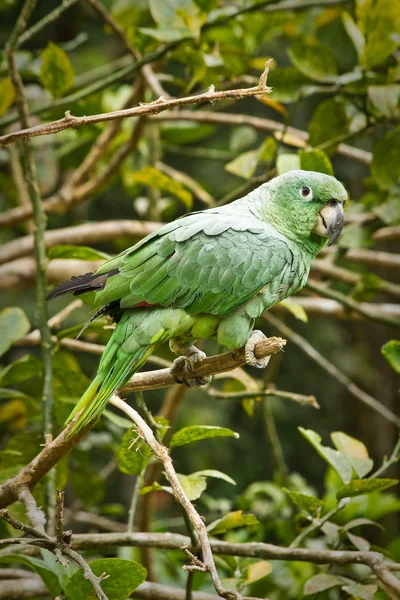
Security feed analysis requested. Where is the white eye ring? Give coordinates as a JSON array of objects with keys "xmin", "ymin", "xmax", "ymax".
[{"xmin": 300, "ymin": 185, "xmax": 313, "ymax": 200}]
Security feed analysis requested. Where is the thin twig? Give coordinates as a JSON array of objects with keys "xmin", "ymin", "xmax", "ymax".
[
  {"xmin": 18, "ymin": 0, "xmax": 81, "ymax": 46},
  {"xmin": 306, "ymin": 279, "xmax": 400, "ymax": 328},
  {"xmin": 0, "ymin": 509, "xmax": 108, "ymax": 600},
  {"xmin": 0, "ymin": 64, "xmax": 272, "ymax": 147},
  {"xmin": 205, "ymin": 387, "xmax": 319, "ymax": 408},
  {"xmin": 263, "ymin": 313, "xmax": 400, "ymax": 428},
  {"xmin": 109, "ymin": 395, "xmax": 242, "ymax": 599}
]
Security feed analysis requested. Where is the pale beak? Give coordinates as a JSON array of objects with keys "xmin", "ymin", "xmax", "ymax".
[{"xmin": 312, "ymin": 200, "xmax": 345, "ymax": 246}]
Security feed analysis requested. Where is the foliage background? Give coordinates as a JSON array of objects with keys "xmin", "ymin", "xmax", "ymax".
[{"xmin": 0, "ymin": 0, "xmax": 399, "ymax": 599}]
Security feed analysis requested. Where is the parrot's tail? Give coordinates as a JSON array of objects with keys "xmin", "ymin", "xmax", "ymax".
[{"xmin": 65, "ymin": 342, "xmax": 156, "ymax": 439}]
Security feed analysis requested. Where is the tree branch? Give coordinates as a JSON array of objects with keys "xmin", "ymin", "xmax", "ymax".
[
  {"xmin": 306, "ymin": 279, "xmax": 400, "ymax": 328},
  {"xmin": 151, "ymin": 110, "xmax": 372, "ymax": 165},
  {"xmin": 0, "ymin": 510, "xmax": 108, "ymax": 600},
  {"xmin": 263, "ymin": 313, "xmax": 400, "ymax": 428},
  {"xmin": 0, "ymin": 219, "xmax": 158, "ymax": 264},
  {"xmin": 0, "ymin": 336, "xmax": 285, "ymax": 509},
  {"xmin": 109, "ymin": 395, "xmax": 241, "ymax": 599},
  {"xmin": 0, "ymin": 65, "xmax": 272, "ymax": 147}
]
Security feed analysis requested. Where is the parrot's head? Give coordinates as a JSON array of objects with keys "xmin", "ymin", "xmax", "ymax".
[{"xmin": 263, "ymin": 170, "xmax": 347, "ymax": 248}]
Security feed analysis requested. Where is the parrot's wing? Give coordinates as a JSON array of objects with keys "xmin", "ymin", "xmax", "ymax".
[{"xmin": 93, "ymin": 208, "xmax": 295, "ymax": 316}]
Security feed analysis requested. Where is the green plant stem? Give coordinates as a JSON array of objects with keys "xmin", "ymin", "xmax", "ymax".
[
  {"xmin": 290, "ymin": 498, "xmax": 350, "ymax": 548},
  {"xmin": 5, "ymin": 0, "xmax": 55, "ymax": 534},
  {"xmin": 127, "ymin": 467, "xmax": 146, "ymax": 534},
  {"xmin": 370, "ymin": 437, "xmax": 400, "ymax": 479},
  {"xmin": 135, "ymin": 391, "xmax": 162, "ymax": 441},
  {"xmin": 263, "ymin": 398, "xmax": 289, "ymax": 485},
  {"xmin": 306, "ymin": 279, "xmax": 400, "ymax": 329},
  {"xmin": 18, "ymin": 0, "xmax": 81, "ymax": 46},
  {"xmin": 263, "ymin": 313, "xmax": 400, "ymax": 428}
]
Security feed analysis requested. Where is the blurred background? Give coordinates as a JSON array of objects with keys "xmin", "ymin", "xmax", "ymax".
[{"xmin": 0, "ymin": 1, "xmax": 399, "ymax": 598}]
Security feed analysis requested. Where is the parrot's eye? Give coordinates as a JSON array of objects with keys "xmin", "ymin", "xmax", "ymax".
[{"xmin": 300, "ymin": 186, "xmax": 312, "ymax": 200}]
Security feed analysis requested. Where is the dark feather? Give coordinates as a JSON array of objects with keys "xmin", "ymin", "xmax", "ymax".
[{"xmin": 46, "ymin": 269, "xmax": 119, "ymax": 301}]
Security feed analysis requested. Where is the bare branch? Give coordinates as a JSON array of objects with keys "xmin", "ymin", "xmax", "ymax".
[
  {"xmin": 373, "ymin": 224, "xmax": 400, "ymax": 243},
  {"xmin": 152, "ymin": 110, "xmax": 372, "ymax": 165},
  {"xmin": 0, "ymin": 336, "xmax": 284, "ymax": 510},
  {"xmin": 306, "ymin": 279, "xmax": 400, "ymax": 328},
  {"xmin": 67, "ymin": 531, "xmax": 400, "ymax": 594},
  {"xmin": 109, "ymin": 395, "xmax": 241, "ymax": 599},
  {"xmin": 0, "ymin": 220, "xmax": 158, "ymax": 265},
  {"xmin": 263, "ymin": 313, "xmax": 400, "ymax": 428},
  {"xmin": 323, "ymin": 247, "xmax": 400, "ymax": 271},
  {"xmin": 0, "ymin": 65, "xmax": 272, "ymax": 147},
  {"xmin": 205, "ymin": 387, "xmax": 319, "ymax": 408}
]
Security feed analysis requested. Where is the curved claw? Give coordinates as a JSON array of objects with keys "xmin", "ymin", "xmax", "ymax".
[
  {"xmin": 245, "ymin": 330, "xmax": 271, "ymax": 369},
  {"xmin": 170, "ymin": 352, "xmax": 212, "ymax": 389}
]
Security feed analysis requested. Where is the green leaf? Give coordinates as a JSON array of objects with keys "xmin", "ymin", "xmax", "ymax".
[
  {"xmin": 342, "ymin": 583, "xmax": 377, "ymax": 600},
  {"xmin": 0, "ymin": 78, "xmax": 15, "ymax": 116},
  {"xmin": 260, "ymin": 137, "xmax": 277, "ymax": 163},
  {"xmin": 347, "ymin": 531, "xmax": 370, "ymax": 551},
  {"xmin": 0, "ymin": 431, "xmax": 42, "ymax": 469},
  {"xmin": 47, "ymin": 245, "xmax": 110, "ymax": 261},
  {"xmin": 225, "ymin": 148, "xmax": 261, "ymax": 179},
  {"xmin": 337, "ymin": 478, "xmax": 399, "ymax": 499},
  {"xmin": 117, "ymin": 428, "xmax": 152, "ymax": 475},
  {"xmin": 299, "ymin": 149, "xmax": 334, "ymax": 176},
  {"xmin": 146, "ymin": 0, "xmax": 206, "ymax": 41},
  {"xmin": 362, "ymin": 30, "xmax": 397, "ymax": 68},
  {"xmin": 0, "ymin": 388, "xmax": 36, "ymax": 403},
  {"xmin": 190, "ymin": 469, "xmax": 236, "ymax": 486},
  {"xmin": 304, "ymin": 574, "xmax": 346, "ymax": 595},
  {"xmin": 382, "ymin": 340, "xmax": 400, "ymax": 373},
  {"xmin": 65, "ymin": 558, "xmax": 147, "ymax": 600},
  {"xmin": 372, "ymin": 129, "xmax": 400, "ymax": 189},
  {"xmin": 246, "ymin": 561, "xmax": 272, "ymax": 584},
  {"xmin": 126, "ymin": 165, "xmax": 192, "ymax": 209},
  {"xmin": 170, "ymin": 425, "xmax": 239, "ymax": 448},
  {"xmin": 342, "ymin": 517, "xmax": 384, "ymax": 532},
  {"xmin": 288, "ymin": 41, "xmax": 338, "ymax": 82},
  {"xmin": 266, "ymin": 67, "xmax": 311, "ymax": 103},
  {"xmin": 279, "ymin": 299, "xmax": 308, "ymax": 323},
  {"xmin": 177, "ymin": 472, "xmax": 208, "ymax": 500},
  {"xmin": 0, "ymin": 354, "xmax": 42, "ymax": 387},
  {"xmin": 229, "ymin": 126, "xmax": 258, "ymax": 153},
  {"xmin": 276, "ymin": 153, "xmax": 300, "ymax": 175},
  {"xmin": 40, "ymin": 42, "xmax": 74, "ymax": 98},
  {"xmin": 160, "ymin": 121, "xmax": 216, "ymax": 144},
  {"xmin": 308, "ymin": 99, "xmax": 349, "ymax": 154},
  {"xmin": 0, "ymin": 307, "xmax": 30, "ymax": 357},
  {"xmin": 0, "ymin": 554, "xmax": 62, "ymax": 596},
  {"xmin": 299, "ymin": 428, "xmax": 353, "ymax": 484},
  {"xmin": 374, "ymin": 193, "xmax": 400, "ymax": 225},
  {"xmin": 41, "ymin": 549, "xmax": 77, "ymax": 590},
  {"xmin": 207, "ymin": 510, "xmax": 259, "ymax": 535},
  {"xmin": 331, "ymin": 432, "xmax": 374, "ymax": 478},
  {"xmin": 368, "ymin": 85, "xmax": 400, "ymax": 117},
  {"xmin": 283, "ymin": 489, "xmax": 324, "ymax": 514},
  {"xmin": 341, "ymin": 12, "xmax": 365, "ymax": 58}
]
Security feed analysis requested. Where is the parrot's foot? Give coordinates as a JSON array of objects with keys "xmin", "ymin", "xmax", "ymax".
[
  {"xmin": 245, "ymin": 330, "xmax": 271, "ymax": 369},
  {"xmin": 170, "ymin": 345, "xmax": 212, "ymax": 389}
]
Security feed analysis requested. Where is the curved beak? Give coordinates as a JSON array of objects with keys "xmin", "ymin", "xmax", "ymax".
[{"xmin": 313, "ymin": 200, "xmax": 345, "ymax": 246}]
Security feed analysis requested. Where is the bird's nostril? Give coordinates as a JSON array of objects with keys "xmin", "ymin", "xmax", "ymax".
[{"xmin": 326, "ymin": 198, "xmax": 338, "ymax": 207}]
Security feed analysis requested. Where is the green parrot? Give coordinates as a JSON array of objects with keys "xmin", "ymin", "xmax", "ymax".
[{"xmin": 47, "ymin": 170, "xmax": 346, "ymax": 436}]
